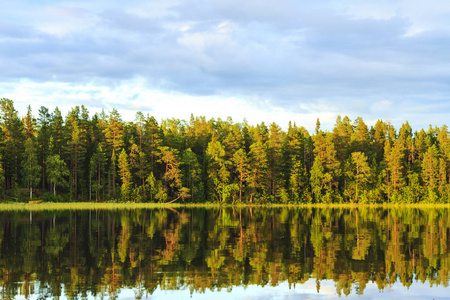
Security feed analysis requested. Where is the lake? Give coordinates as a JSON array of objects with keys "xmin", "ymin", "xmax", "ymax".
[{"xmin": 0, "ymin": 207, "xmax": 449, "ymax": 299}]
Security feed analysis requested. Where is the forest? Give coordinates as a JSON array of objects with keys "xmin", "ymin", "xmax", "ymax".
[{"xmin": 0, "ymin": 97, "xmax": 449, "ymax": 204}]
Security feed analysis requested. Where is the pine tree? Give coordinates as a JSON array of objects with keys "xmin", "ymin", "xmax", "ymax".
[
  {"xmin": 103, "ymin": 109, "xmax": 124, "ymax": 197},
  {"xmin": 232, "ymin": 148, "xmax": 249, "ymax": 203},
  {"xmin": 144, "ymin": 116, "xmax": 162, "ymax": 175},
  {"xmin": 135, "ymin": 112, "xmax": 146, "ymax": 188},
  {"xmin": 385, "ymin": 139, "xmax": 405, "ymax": 199},
  {"xmin": 438, "ymin": 158, "xmax": 447, "ymax": 194},
  {"xmin": 332, "ymin": 115, "xmax": 353, "ymax": 163},
  {"xmin": 22, "ymin": 139, "xmax": 41, "ymax": 199},
  {"xmin": 46, "ymin": 154, "xmax": 69, "ymax": 196},
  {"xmin": 352, "ymin": 117, "xmax": 369, "ymax": 155},
  {"xmin": 182, "ymin": 148, "xmax": 203, "ymax": 202},
  {"xmin": 312, "ymin": 132, "xmax": 340, "ymax": 202},
  {"xmin": 267, "ymin": 122, "xmax": 285, "ymax": 199},
  {"xmin": 66, "ymin": 116, "xmax": 87, "ymax": 200},
  {"xmin": 315, "ymin": 118, "xmax": 321, "ymax": 135},
  {"xmin": 422, "ymin": 145, "xmax": 439, "ymax": 199},
  {"xmin": 248, "ymin": 125, "xmax": 269, "ymax": 201},
  {"xmin": 37, "ymin": 106, "xmax": 51, "ymax": 190},
  {"xmin": 289, "ymin": 160, "xmax": 310, "ymax": 203},
  {"xmin": 0, "ymin": 98, "xmax": 25, "ymax": 190},
  {"xmin": 310, "ymin": 157, "xmax": 325, "ymax": 202},
  {"xmin": 159, "ymin": 146, "xmax": 189, "ymax": 202},
  {"xmin": 206, "ymin": 139, "xmax": 231, "ymax": 202},
  {"xmin": 49, "ymin": 107, "xmax": 65, "ymax": 156},
  {"xmin": 89, "ymin": 143, "xmax": 106, "ymax": 201},
  {"xmin": 371, "ymin": 120, "xmax": 387, "ymax": 163},
  {"xmin": 128, "ymin": 143, "xmax": 140, "ymax": 187},
  {"xmin": 349, "ymin": 152, "xmax": 371, "ymax": 203},
  {"xmin": 118, "ymin": 149, "xmax": 132, "ymax": 201},
  {"xmin": 0, "ymin": 153, "xmax": 5, "ymax": 198}
]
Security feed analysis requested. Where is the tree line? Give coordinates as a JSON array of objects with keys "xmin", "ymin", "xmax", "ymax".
[{"xmin": 0, "ymin": 97, "xmax": 449, "ymax": 203}]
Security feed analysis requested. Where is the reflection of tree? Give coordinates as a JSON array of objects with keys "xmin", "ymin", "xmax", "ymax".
[{"xmin": 2, "ymin": 208, "xmax": 450, "ymax": 298}]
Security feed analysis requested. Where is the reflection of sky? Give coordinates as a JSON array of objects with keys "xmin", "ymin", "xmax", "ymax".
[
  {"xmin": 12, "ymin": 279, "xmax": 450, "ymax": 299},
  {"xmin": 114, "ymin": 279, "xmax": 450, "ymax": 300}
]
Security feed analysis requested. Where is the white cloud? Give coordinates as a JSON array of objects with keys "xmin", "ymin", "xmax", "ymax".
[
  {"xmin": 35, "ymin": 7, "xmax": 97, "ymax": 36},
  {"xmin": 0, "ymin": 78, "xmax": 343, "ymax": 132},
  {"xmin": 1, "ymin": 0, "xmax": 450, "ymax": 133}
]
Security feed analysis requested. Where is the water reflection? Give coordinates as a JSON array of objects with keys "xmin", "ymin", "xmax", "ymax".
[{"xmin": 0, "ymin": 207, "xmax": 449, "ymax": 299}]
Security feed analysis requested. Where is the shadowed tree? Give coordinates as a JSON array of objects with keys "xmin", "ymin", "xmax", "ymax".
[
  {"xmin": 37, "ymin": 106, "xmax": 51, "ymax": 190},
  {"xmin": 22, "ymin": 139, "xmax": 41, "ymax": 200},
  {"xmin": 46, "ymin": 154, "xmax": 69, "ymax": 196},
  {"xmin": 159, "ymin": 146, "xmax": 190, "ymax": 202},
  {"xmin": 0, "ymin": 98, "xmax": 24, "ymax": 190}
]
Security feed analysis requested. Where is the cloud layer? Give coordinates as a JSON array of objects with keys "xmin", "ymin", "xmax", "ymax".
[{"xmin": 2, "ymin": 0, "xmax": 450, "ymax": 131}]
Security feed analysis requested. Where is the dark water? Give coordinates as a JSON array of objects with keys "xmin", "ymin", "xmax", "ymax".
[{"xmin": 0, "ymin": 207, "xmax": 449, "ymax": 299}]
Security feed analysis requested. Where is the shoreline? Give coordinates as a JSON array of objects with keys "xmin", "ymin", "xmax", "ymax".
[{"xmin": 1, "ymin": 202, "xmax": 450, "ymax": 210}]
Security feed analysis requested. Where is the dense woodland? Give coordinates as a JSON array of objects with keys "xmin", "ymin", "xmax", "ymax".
[{"xmin": 0, "ymin": 97, "xmax": 449, "ymax": 203}]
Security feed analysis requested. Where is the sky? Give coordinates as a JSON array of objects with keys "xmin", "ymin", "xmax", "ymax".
[{"xmin": 2, "ymin": 0, "xmax": 450, "ymax": 132}]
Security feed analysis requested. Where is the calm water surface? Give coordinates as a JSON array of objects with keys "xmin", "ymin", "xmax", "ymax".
[{"xmin": 0, "ymin": 207, "xmax": 449, "ymax": 299}]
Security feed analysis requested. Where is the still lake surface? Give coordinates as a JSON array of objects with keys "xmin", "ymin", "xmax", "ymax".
[{"xmin": 0, "ymin": 207, "xmax": 449, "ymax": 299}]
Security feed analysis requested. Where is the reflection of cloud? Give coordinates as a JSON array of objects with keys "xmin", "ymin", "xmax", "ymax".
[{"xmin": 116, "ymin": 279, "xmax": 450, "ymax": 300}]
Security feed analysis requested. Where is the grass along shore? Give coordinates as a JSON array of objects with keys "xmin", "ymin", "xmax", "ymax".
[{"xmin": 1, "ymin": 201, "xmax": 450, "ymax": 211}]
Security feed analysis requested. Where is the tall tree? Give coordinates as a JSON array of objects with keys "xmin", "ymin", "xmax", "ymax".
[
  {"xmin": 385, "ymin": 139, "xmax": 405, "ymax": 199},
  {"xmin": 0, "ymin": 98, "xmax": 24, "ymax": 190},
  {"xmin": 143, "ymin": 116, "xmax": 162, "ymax": 176},
  {"xmin": 348, "ymin": 152, "xmax": 371, "ymax": 203},
  {"xmin": 135, "ymin": 112, "xmax": 146, "ymax": 189},
  {"xmin": 118, "ymin": 149, "xmax": 132, "ymax": 201},
  {"xmin": 21, "ymin": 139, "xmax": 41, "ymax": 199},
  {"xmin": 46, "ymin": 154, "xmax": 69, "ymax": 196},
  {"xmin": 159, "ymin": 146, "xmax": 189, "ymax": 202},
  {"xmin": 267, "ymin": 122, "xmax": 285, "ymax": 199},
  {"xmin": 352, "ymin": 117, "xmax": 369, "ymax": 155},
  {"xmin": 181, "ymin": 148, "xmax": 203, "ymax": 202},
  {"xmin": 248, "ymin": 124, "xmax": 269, "ymax": 201},
  {"xmin": 312, "ymin": 132, "xmax": 340, "ymax": 202},
  {"xmin": 232, "ymin": 148, "xmax": 249, "ymax": 203},
  {"xmin": 422, "ymin": 144, "xmax": 439, "ymax": 200},
  {"xmin": 66, "ymin": 116, "xmax": 86, "ymax": 200},
  {"xmin": 89, "ymin": 143, "xmax": 107, "ymax": 201},
  {"xmin": 371, "ymin": 120, "xmax": 387, "ymax": 163},
  {"xmin": 0, "ymin": 153, "xmax": 5, "ymax": 198},
  {"xmin": 49, "ymin": 107, "xmax": 65, "ymax": 156},
  {"xmin": 37, "ymin": 106, "xmax": 51, "ymax": 190},
  {"xmin": 206, "ymin": 139, "xmax": 231, "ymax": 202},
  {"xmin": 332, "ymin": 116, "xmax": 353, "ymax": 163},
  {"xmin": 103, "ymin": 109, "xmax": 124, "ymax": 197}
]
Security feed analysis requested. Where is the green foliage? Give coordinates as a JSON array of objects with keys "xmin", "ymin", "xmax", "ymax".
[
  {"xmin": 46, "ymin": 154, "xmax": 69, "ymax": 196},
  {"xmin": 0, "ymin": 99, "xmax": 449, "ymax": 204},
  {"xmin": 118, "ymin": 149, "xmax": 132, "ymax": 201},
  {"xmin": 21, "ymin": 139, "xmax": 42, "ymax": 199}
]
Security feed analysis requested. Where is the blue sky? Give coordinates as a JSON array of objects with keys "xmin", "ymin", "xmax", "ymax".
[{"xmin": 2, "ymin": 0, "xmax": 450, "ymax": 132}]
